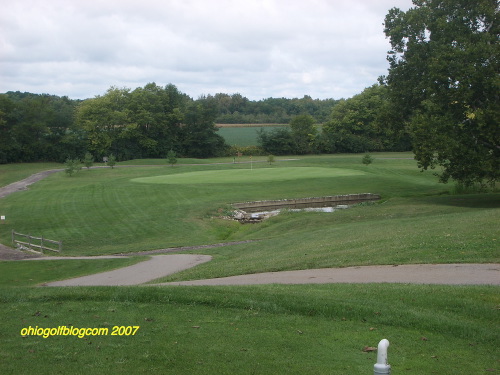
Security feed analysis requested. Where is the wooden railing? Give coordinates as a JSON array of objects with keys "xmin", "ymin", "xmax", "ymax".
[{"xmin": 12, "ymin": 230, "xmax": 62, "ymax": 253}]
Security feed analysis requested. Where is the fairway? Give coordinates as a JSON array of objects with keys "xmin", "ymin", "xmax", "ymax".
[
  {"xmin": 132, "ymin": 167, "xmax": 365, "ymax": 185},
  {"xmin": 0, "ymin": 155, "xmax": 499, "ymax": 375}
]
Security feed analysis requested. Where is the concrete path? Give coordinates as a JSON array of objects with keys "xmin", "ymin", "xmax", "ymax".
[
  {"xmin": 154, "ymin": 263, "xmax": 500, "ymax": 286},
  {"xmin": 43, "ymin": 254, "xmax": 212, "ymax": 286},
  {"xmin": 42, "ymin": 256, "xmax": 500, "ymax": 286}
]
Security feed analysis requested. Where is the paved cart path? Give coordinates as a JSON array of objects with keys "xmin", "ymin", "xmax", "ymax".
[
  {"xmin": 153, "ymin": 263, "xmax": 500, "ymax": 286},
  {"xmin": 43, "ymin": 254, "xmax": 212, "ymax": 286},
  {"xmin": 38, "ymin": 255, "xmax": 499, "ymax": 286},
  {"xmin": 2, "ymin": 167, "xmax": 499, "ymax": 287}
]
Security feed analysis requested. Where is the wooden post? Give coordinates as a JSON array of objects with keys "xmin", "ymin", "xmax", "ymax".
[{"xmin": 11, "ymin": 229, "xmax": 14, "ymax": 246}]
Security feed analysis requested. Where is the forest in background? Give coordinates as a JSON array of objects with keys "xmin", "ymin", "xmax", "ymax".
[{"xmin": 0, "ymin": 83, "xmax": 409, "ymax": 163}]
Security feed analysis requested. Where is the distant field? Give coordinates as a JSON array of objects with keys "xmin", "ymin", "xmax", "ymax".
[{"xmin": 217, "ymin": 125, "xmax": 288, "ymax": 146}]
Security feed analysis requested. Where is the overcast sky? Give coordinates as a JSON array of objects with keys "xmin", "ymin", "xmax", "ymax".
[{"xmin": 1, "ymin": 0, "xmax": 414, "ymax": 101}]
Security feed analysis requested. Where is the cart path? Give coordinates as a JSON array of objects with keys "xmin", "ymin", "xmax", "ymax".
[
  {"xmin": 2, "ymin": 166, "xmax": 499, "ymax": 287},
  {"xmin": 39, "ymin": 254, "xmax": 500, "ymax": 286},
  {"xmin": 43, "ymin": 254, "xmax": 212, "ymax": 286},
  {"xmin": 154, "ymin": 263, "xmax": 500, "ymax": 286}
]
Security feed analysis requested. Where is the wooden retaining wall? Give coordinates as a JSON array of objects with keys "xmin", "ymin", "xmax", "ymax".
[{"xmin": 233, "ymin": 193, "xmax": 380, "ymax": 212}]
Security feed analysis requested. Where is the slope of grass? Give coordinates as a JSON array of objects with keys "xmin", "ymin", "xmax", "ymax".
[
  {"xmin": 0, "ymin": 153, "xmax": 498, "ymax": 375},
  {"xmin": 156, "ymin": 194, "xmax": 500, "ymax": 282},
  {"xmin": 0, "ymin": 284, "xmax": 498, "ymax": 375},
  {"xmin": 0, "ymin": 257, "xmax": 147, "ymax": 287},
  {"xmin": 0, "ymin": 162, "xmax": 62, "ymax": 187},
  {"xmin": 0, "ymin": 154, "xmax": 497, "ymax": 259}
]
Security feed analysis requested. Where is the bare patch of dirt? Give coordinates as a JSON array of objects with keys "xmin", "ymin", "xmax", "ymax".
[
  {"xmin": 0, "ymin": 169, "xmax": 63, "ymax": 199},
  {"xmin": 0, "ymin": 243, "xmax": 43, "ymax": 260}
]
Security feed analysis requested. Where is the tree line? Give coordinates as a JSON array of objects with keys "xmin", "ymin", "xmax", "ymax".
[
  {"xmin": 0, "ymin": 82, "xmax": 409, "ymax": 164},
  {"xmin": 0, "ymin": 0, "xmax": 497, "ymax": 186},
  {"xmin": 257, "ymin": 84, "xmax": 410, "ymax": 156},
  {"xmin": 212, "ymin": 93, "xmax": 338, "ymax": 124},
  {"xmin": 0, "ymin": 84, "xmax": 228, "ymax": 163}
]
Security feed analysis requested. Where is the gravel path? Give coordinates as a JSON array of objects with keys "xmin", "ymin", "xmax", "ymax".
[{"xmin": 0, "ymin": 169, "xmax": 63, "ymax": 199}]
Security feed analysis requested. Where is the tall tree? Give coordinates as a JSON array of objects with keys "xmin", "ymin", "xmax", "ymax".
[
  {"xmin": 322, "ymin": 84, "xmax": 409, "ymax": 153},
  {"xmin": 181, "ymin": 95, "xmax": 227, "ymax": 157},
  {"xmin": 75, "ymin": 87, "xmax": 130, "ymax": 159},
  {"xmin": 0, "ymin": 94, "xmax": 17, "ymax": 163},
  {"xmin": 289, "ymin": 114, "xmax": 318, "ymax": 154},
  {"xmin": 383, "ymin": 0, "xmax": 499, "ymax": 185}
]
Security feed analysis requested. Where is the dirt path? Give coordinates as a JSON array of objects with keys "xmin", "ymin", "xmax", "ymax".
[{"xmin": 0, "ymin": 169, "xmax": 63, "ymax": 199}]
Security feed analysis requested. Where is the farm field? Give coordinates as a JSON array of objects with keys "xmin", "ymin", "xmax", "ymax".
[
  {"xmin": 217, "ymin": 124, "xmax": 287, "ymax": 146},
  {"xmin": 0, "ymin": 153, "xmax": 499, "ymax": 374}
]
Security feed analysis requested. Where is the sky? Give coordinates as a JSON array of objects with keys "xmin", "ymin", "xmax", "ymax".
[{"xmin": 0, "ymin": 0, "xmax": 415, "ymax": 101}]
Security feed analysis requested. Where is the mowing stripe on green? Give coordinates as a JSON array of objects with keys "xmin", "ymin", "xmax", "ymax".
[{"xmin": 131, "ymin": 167, "xmax": 365, "ymax": 185}]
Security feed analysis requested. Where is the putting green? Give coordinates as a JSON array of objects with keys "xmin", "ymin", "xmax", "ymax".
[{"xmin": 131, "ymin": 167, "xmax": 365, "ymax": 185}]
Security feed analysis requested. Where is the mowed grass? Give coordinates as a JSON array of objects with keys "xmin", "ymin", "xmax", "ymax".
[
  {"xmin": 0, "ymin": 284, "xmax": 498, "ymax": 375},
  {"xmin": 156, "ymin": 194, "xmax": 500, "ymax": 282},
  {"xmin": 132, "ymin": 167, "xmax": 365, "ymax": 185},
  {"xmin": 0, "ymin": 257, "xmax": 147, "ymax": 287},
  {"xmin": 0, "ymin": 153, "xmax": 497, "ymax": 261},
  {"xmin": 0, "ymin": 162, "xmax": 62, "ymax": 187},
  {"xmin": 0, "ymin": 153, "xmax": 499, "ymax": 374}
]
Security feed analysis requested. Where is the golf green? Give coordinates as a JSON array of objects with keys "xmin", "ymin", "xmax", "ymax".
[{"xmin": 131, "ymin": 167, "xmax": 365, "ymax": 185}]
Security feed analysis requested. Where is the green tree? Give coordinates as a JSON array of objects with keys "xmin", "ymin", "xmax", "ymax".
[
  {"xmin": 64, "ymin": 158, "xmax": 81, "ymax": 176},
  {"xmin": 0, "ymin": 94, "xmax": 17, "ymax": 163},
  {"xmin": 167, "ymin": 149, "xmax": 177, "ymax": 167},
  {"xmin": 362, "ymin": 153, "xmax": 373, "ymax": 165},
  {"xmin": 107, "ymin": 154, "xmax": 117, "ymax": 169},
  {"xmin": 383, "ymin": 0, "xmax": 499, "ymax": 185},
  {"xmin": 322, "ymin": 84, "xmax": 407, "ymax": 153},
  {"xmin": 75, "ymin": 87, "xmax": 130, "ymax": 159},
  {"xmin": 83, "ymin": 152, "xmax": 94, "ymax": 170},
  {"xmin": 289, "ymin": 114, "xmax": 318, "ymax": 154},
  {"xmin": 257, "ymin": 127, "xmax": 294, "ymax": 155},
  {"xmin": 181, "ymin": 96, "xmax": 228, "ymax": 158}
]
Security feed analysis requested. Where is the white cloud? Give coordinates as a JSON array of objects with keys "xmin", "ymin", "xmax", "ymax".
[{"xmin": 0, "ymin": 0, "xmax": 414, "ymax": 100}]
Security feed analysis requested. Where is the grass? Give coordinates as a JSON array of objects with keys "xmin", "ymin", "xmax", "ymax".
[
  {"xmin": 218, "ymin": 125, "xmax": 288, "ymax": 146},
  {"xmin": 0, "ymin": 153, "xmax": 455, "ymax": 256},
  {"xmin": 0, "ymin": 162, "xmax": 62, "ymax": 187},
  {"xmin": 0, "ymin": 152, "xmax": 498, "ymax": 374},
  {"xmin": 155, "ymin": 194, "xmax": 500, "ymax": 282},
  {"xmin": 0, "ymin": 284, "xmax": 498, "ymax": 374},
  {"xmin": 132, "ymin": 167, "xmax": 365, "ymax": 185},
  {"xmin": 0, "ymin": 257, "xmax": 147, "ymax": 287}
]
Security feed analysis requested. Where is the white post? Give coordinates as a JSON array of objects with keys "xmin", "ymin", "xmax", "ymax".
[{"xmin": 374, "ymin": 339, "xmax": 391, "ymax": 374}]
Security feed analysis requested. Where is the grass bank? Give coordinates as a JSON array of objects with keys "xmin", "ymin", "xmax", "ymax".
[
  {"xmin": 0, "ymin": 284, "xmax": 498, "ymax": 374},
  {"xmin": 0, "ymin": 153, "xmax": 498, "ymax": 374}
]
